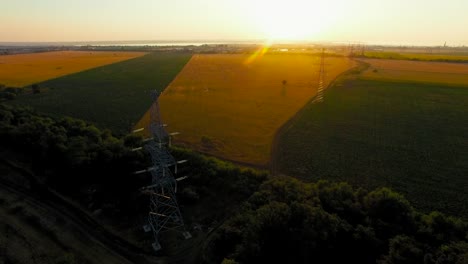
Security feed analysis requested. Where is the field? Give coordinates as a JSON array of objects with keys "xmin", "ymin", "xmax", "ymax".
[
  {"xmin": 363, "ymin": 51, "xmax": 468, "ymax": 62},
  {"xmin": 360, "ymin": 58, "xmax": 468, "ymax": 85},
  {"xmin": 0, "ymin": 51, "xmax": 146, "ymax": 87},
  {"xmin": 13, "ymin": 52, "xmax": 192, "ymax": 133},
  {"xmin": 274, "ymin": 77, "xmax": 468, "ymax": 217},
  {"xmin": 135, "ymin": 54, "xmax": 355, "ymax": 166}
]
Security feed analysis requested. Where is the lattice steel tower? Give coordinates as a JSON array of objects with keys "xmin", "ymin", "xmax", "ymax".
[
  {"xmin": 316, "ymin": 48, "xmax": 326, "ymax": 103},
  {"xmin": 134, "ymin": 91, "xmax": 191, "ymax": 252}
]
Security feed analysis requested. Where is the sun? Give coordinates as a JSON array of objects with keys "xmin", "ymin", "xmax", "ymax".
[{"xmin": 250, "ymin": 0, "xmax": 338, "ymax": 41}]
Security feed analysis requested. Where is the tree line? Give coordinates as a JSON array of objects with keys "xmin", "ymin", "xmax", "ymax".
[
  {"xmin": 206, "ymin": 177, "xmax": 468, "ymax": 264},
  {"xmin": 0, "ymin": 103, "xmax": 266, "ymax": 222}
]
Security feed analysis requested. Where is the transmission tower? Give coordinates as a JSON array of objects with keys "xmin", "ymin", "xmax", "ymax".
[
  {"xmin": 133, "ymin": 91, "xmax": 191, "ymax": 252},
  {"xmin": 316, "ymin": 48, "xmax": 326, "ymax": 103}
]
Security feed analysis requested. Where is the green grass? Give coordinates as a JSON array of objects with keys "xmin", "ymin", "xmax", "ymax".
[
  {"xmin": 276, "ymin": 79, "xmax": 468, "ymax": 217},
  {"xmin": 13, "ymin": 52, "xmax": 192, "ymax": 134}
]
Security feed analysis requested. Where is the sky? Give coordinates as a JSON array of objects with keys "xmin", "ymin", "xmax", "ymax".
[{"xmin": 1, "ymin": 0, "xmax": 467, "ymax": 46}]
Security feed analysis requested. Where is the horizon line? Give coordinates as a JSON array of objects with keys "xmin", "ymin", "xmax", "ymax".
[{"xmin": 0, "ymin": 39, "xmax": 466, "ymax": 48}]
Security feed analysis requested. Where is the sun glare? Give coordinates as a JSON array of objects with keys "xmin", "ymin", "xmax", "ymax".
[{"xmin": 251, "ymin": 0, "xmax": 340, "ymax": 41}]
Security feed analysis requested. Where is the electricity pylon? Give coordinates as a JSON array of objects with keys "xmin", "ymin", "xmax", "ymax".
[
  {"xmin": 133, "ymin": 91, "xmax": 191, "ymax": 252},
  {"xmin": 316, "ymin": 48, "xmax": 326, "ymax": 103}
]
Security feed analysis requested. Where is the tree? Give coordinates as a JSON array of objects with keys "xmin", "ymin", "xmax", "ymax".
[
  {"xmin": 32, "ymin": 84, "xmax": 41, "ymax": 94},
  {"xmin": 379, "ymin": 235, "xmax": 424, "ymax": 264}
]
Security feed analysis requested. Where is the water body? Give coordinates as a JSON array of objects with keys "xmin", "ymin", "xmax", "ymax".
[{"xmin": 0, "ymin": 40, "xmax": 261, "ymax": 47}]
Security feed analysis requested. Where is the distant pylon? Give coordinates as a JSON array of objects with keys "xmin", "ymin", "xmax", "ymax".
[
  {"xmin": 316, "ymin": 48, "xmax": 326, "ymax": 103},
  {"xmin": 348, "ymin": 43, "xmax": 355, "ymax": 57},
  {"xmin": 134, "ymin": 91, "xmax": 191, "ymax": 252}
]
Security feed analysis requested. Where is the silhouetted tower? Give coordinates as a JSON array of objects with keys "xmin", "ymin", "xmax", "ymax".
[
  {"xmin": 316, "ymin": 48, "xmax": 326, "ymax": 103},
  {"xmin": 348, "ymin": 43, "xmax": 355, "ymax": 57},
  {"xmin": 134, "ymin": 91, "xmax": 191, "ymax": 252}
]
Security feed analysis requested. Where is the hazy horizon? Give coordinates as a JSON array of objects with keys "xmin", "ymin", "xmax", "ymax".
[
  {"xmin": 1, "ymin": 0, "xmax": 468, "ymax": 46},
  {"xmin": 1, "ymin": 39, "xmax": 467, "ymax": 48}
]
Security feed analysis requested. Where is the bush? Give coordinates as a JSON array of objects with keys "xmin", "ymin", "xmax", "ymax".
[
  {"xmin": 180, "ymin": 187, "xmax": 199, "ymax": 202},
  {"xmin": 0, "ymin": 91, "xmax": 16, "ymax": 100}
]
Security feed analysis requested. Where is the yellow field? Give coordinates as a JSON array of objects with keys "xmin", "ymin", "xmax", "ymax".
[
  {"xmin": 361, "ymin": 58, "xmax": 468, "ymax": 85},
  {"xmin": 0, "ymin": 51, "xmax": 147, "ymax": 87},
  {"xmin": 136, "ymin": 54, "xmax": 354, "ymax": 165}
]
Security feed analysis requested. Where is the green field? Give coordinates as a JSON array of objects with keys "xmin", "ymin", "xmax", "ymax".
[
  {"xmin": 363, "ymin": 51, "xmax": 468, "ymax": 62},
  {"xmin": 13, "ymin": 52, "xmax": 192, "ymax": 133},
  {"xmin": 275, "ymin": 78, "xmax": 468, "ymax": 217}
]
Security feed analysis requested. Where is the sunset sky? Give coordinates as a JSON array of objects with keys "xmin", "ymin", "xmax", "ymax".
[{"xmin": 1, "ymin": 0, "xmax": 467, "ymax": 45}]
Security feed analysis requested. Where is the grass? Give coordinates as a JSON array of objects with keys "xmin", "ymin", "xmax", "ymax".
[
  {"xmin": 13, "ymin": 52, "xmax": 192, "ymax": 134},
  {"xmin": 135, "ymin": 54, "xmax": 355, "ymax": 166},
  {"xmin": 275, "ymin": 78, "xmax": 468, "ymax": 217},
  {"xmin": 0, "ymin": 51, "xmax": 146, "ymax": 87},
  {"xmin": 0, "ymin": 162, "xmax": 136, "ymax": 264},
  {"xmin": 360, "ymin": 58, "xmax": 468, "ymax": 86}
]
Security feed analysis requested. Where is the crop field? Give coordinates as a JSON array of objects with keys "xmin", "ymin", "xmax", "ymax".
[
  {"xmin": 361, "ymin": 58, "xmax": 468, "ymax": 85},
  {"xmin": 363, "ymin": 51, "xmax": 468, "ymax": 62},
  {"xmin": 135, "ymin": 54, "xmax": 355, "ymax": 165},
  {"xmin": 0, "ymin": 51, "xmax": 146, "ymax": 87},
  {"xmin": 275, "ymin": 78, "xmax": 468, "ymax": 217},
  {"xmin": 13, "ymin": 52, "xmax": 191, "ymax": 133}
]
